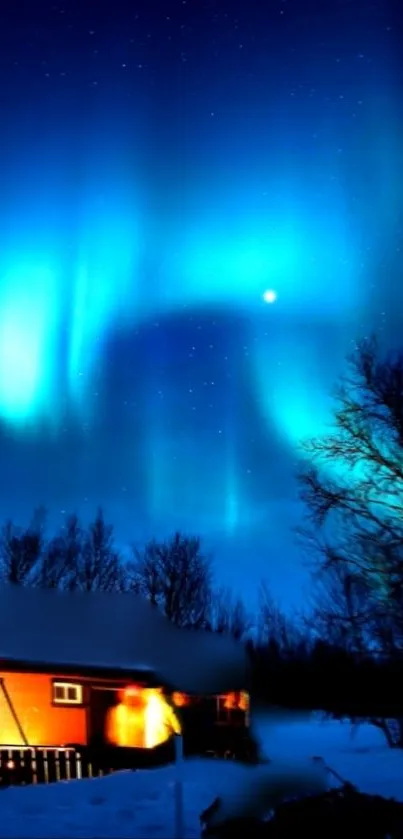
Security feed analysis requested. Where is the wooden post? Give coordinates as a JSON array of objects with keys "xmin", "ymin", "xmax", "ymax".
[
  {"xmin": 174, "ymin": 734, "xmax": 184, "ymax": 839},
  {"xmin": 31, "ymin": 748, "xmax": 38, "ymax": 784},
  {"xmin": 0, "ymin": 678, "xmax": 29, "ymax": 746}
]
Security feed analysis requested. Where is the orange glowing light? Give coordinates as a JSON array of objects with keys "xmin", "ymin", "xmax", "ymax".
[
  {"xmin": 106, "ymin": 689, "xmax": 146, "ymax": 747},
  {"xmin": 223, "ymin": 691, "xmax": 249, "ymax": 711},
  {"xmin": 239, "ymin": 691, "xmax": 249, "ymax": 711},
  {"xmin": 172, "ymin": 691, "xmax": 188, "ymax": 707},
  {"xmin": 223, "ymin": 692, "xmax": 237, "ymax": 709},
  {"xmin": 118, "ymin": 685, "xmax": 141, "ymax": 702},
  {"xmin": 106, "ymin": 687, "xmax": 181, "ymax": 749},
  {"xmin": 144, "ymin": 688, "xmax": 181, "ymax": 748}
]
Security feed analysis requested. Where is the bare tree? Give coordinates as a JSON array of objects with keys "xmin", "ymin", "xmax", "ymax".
[
  {"xmin": 36, "ymin": 514, "xmax": 82, "ymax": 589},
  {"xmin": 297, "ymin": 336, "xmax": 403, "ymax": 652},
  {"xmin": 128, "ymin": 532, "xmax": 212, "ymax": 628},
  {"xmin": 37, "ymin": 535, "xmax": 69, "ymax": 589},
  {"xmin": 297, "ymin": 337, "xmax": 403, "ymax": 746},
  {"xmin": 209, "ymin": 585, "xmax": 253, "ymax": 640},
  {"xmin": 257, "ymin": 581, "xmax": 302, "ymax": 652},
  {"xmin": 73, "ymin": 509, "xmax": 123, "ymax": 592},
  {"xmin": 37, "ymin": 510, "xmax": 123, "ymax": 592},
  {"xmin": 0, "ymin": 510, "xmax": 45, "ymax": 585},
  {"xmin": 308, "ymin": 564, "xmax": 371, "ymax": 653}
]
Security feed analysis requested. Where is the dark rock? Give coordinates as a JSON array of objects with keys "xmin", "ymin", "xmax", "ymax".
[{"xmin": 201, "ymin": 785, "xmax": 403, "ymax": 838}]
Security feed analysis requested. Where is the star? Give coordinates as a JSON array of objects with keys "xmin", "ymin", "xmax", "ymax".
[{"xmin": 262, "ymin": 289, "xmax": 277, "ymax": 304}]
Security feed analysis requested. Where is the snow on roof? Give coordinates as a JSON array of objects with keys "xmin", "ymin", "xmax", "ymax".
[{"xmin": 0, "ymin": 585, "xmax": 248, "ymax": 694}]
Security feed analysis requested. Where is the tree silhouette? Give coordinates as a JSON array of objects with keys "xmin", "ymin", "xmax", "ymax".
[
  {"xmin": 209, "ymin": 585, "xmax": 252, "ymax": 640},
  {"xmin": 65, "ymin": 509, "xmax": 123, "ymax": 593},
  {"xmin": 0, "ymin": 509, "xmax": 45, "ymax": 585},
  {"xmin": 297, "ymin": 336, "xmax": 403, "ymax": 745},
  {"xmin": 128, "ymin": 531, "xmax": 212, "ymax": 628},
  {"xmin": 298, "ymin": 336, "xmax": 403, "ymax": 654},
  {"xmin": 308, "ymin": 563, "xmax": 370, "ymax": 653},
  {"xmin": 257, "ymin": 580, "xmax": 302, "ymax": 651}
]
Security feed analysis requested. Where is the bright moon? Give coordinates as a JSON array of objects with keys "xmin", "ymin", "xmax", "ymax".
[{"xmin": 263, "ymin": 289, "xmax": 277, "ymax": 304}]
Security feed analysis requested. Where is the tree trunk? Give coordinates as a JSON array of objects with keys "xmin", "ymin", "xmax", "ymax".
[{"xmin": 370, "ymin": 717, "xmax": 403, "ymax": 748}]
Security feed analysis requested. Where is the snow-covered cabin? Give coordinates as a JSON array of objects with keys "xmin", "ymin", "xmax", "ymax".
[{"xmin": 0, "ymin": 585, "xmax": 250, "ymax": 752}]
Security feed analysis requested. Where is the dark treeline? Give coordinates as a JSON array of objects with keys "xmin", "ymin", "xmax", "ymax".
[
  {"xmin": 250, "ymin": 640, "xmax": 403, "ymax": 745},
  {"xmin": 2, "ymin": 336, "xmax": 403, "ymax": 746},
  {"xmin": 0, "ymin": 513, "xmax": 252, "ymax": 637},
  {"xmin": 3, "ymin": 504, "xmax": 403, "ymax": 746}
]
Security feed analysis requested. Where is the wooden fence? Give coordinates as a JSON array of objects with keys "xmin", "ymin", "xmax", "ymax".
[
  {"xmin": 0, "ymin": 728, "xmax": 256, "ymax": 788},
  {"xmin": 0, "ymin": 746, "xmax": 115, "ymax": 787}
]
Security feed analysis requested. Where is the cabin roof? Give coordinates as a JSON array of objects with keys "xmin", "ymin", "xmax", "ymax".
[{"xmin": 0, "ymin": 585, "xmax": 247, "ymax": 694}]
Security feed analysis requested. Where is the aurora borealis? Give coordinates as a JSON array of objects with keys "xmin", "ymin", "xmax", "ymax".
[{"xmin": 0, "ymin": 0, "xmax": 402, "ymax": 605}]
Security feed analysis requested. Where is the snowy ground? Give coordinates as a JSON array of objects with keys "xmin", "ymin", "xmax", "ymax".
[{"xmin": 0, "ymin": 715, "xmax": 402, "ymax": 838}]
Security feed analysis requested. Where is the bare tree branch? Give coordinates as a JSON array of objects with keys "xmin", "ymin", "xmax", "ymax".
[
  {"xmin": 128, "ymin": 532, "xmax": 212, "ymax": 628},
  {"xmin": 297, "ymin": 336, "xmax": 403, "ymax": 653},
  {"xmin": 208, "ymin": 586, "xmax": 253, "ymax": 640}
]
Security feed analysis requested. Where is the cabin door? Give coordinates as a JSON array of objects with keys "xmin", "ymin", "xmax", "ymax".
[{"xmin": 88, "ymin": 687, "xmax": 117, "ymax": 748}]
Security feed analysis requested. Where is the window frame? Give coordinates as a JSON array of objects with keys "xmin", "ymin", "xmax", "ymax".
[{"xmin": 52, "ymin": 680, "xmax": 84, "ymax": 707}]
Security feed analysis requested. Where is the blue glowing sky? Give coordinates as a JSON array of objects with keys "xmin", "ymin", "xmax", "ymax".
[{"xmin": 0, "ymin": 0, "xmax": 402, "ymax": 608}]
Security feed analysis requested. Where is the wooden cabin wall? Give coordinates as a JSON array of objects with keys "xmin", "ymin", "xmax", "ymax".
[{"xmin": 0, "ymin": 672, "xmax": 87, "ymax": 747}]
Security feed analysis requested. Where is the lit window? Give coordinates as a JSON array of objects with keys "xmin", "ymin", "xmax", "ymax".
[{"xmin": 53, "ymin": 682, "xmax": 83, "ymax": 705}]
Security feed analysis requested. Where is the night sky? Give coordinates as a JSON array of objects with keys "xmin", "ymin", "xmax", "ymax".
[{"xmin": 0, "ymin": 0, "xmax": 402, "ymax": 608}]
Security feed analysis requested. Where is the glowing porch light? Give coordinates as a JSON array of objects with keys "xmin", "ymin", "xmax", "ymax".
[
  {"xmin": 172, "ymin": 692, "xmax": 189, "ymax": 707},
  {"xmin": 106, "ymin": 686, "xmax": 181, "ymax": 749}
]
